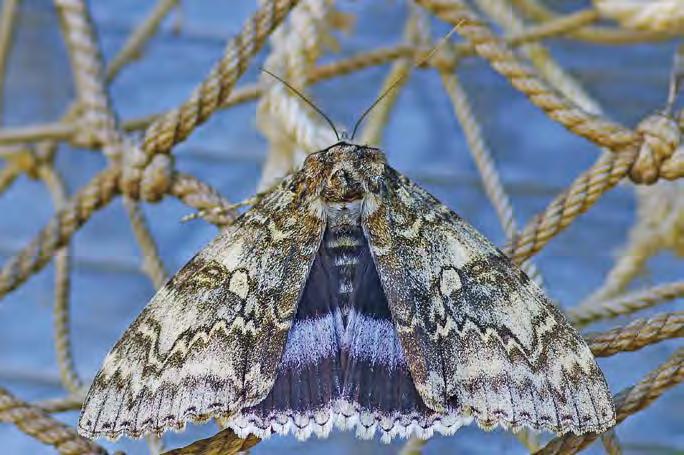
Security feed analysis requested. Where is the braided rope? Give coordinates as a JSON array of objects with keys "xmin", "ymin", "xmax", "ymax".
[
  {"xmin": 600, "ymin": 429, "xmax": 623, "ymax": 455},
  {"xmin": 54, "ymin": 0, "xmax": 129, "ymax": 158},
  {"xmin": 594, "ymin": 0, "xmax": 684, "ymax": 32}
]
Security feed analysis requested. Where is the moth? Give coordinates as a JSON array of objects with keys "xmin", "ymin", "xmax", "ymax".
[{"xmin": 78, "ymin": 141, "xmax": 616, "ymax": 443}]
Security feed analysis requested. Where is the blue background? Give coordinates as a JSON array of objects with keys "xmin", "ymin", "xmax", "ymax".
[{"xmin": 0, "ymin": 1, "xmax": 682, "ymax": 453}]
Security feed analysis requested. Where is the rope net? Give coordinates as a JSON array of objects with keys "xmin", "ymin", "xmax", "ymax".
[{"xmin": 0, "ymin": 0, "xmax": 683, "ymax": 454}]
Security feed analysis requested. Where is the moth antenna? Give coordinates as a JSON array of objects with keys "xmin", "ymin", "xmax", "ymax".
[
  {"xmin": 261, "ymin": 68, "xmax": 340, "ymax": 141},
  {"xmin": 350, "ymin": 23, "xmax": 462, "ymax": 141}
]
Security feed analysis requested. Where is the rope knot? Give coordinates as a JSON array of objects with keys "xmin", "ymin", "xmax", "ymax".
[
  {"xmin": 121, "ymin": 146, "xmax": 174, "ymax": 202},
  {"xmin": 629, "ymin": 113, "xmax": 681, "ymax": 184}
]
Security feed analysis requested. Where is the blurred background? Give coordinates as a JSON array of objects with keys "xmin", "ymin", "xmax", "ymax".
[{"xmin": 0, "ymin": 0, "xmax": 682, "ymax": 453}]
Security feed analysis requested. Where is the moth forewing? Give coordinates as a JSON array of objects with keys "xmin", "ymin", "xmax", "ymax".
[
  {"xmin": 362, "ymin": 166, "xmax": 616, "ymax": 435},
  {"xmin": 78, "ymin": 174, "xmax": 326, "ymax": 440}
]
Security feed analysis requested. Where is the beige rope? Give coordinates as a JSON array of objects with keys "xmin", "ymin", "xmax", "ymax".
[
  {"xmin": 125, "ymin": 0, "xmax": 300, "ymax": 199},
  {"xmin": 584, "ymin": 181, "xmax": 684, "ymax": 305},
  {"xmin": 601, "ymin": 429, "xmax": 623, "ymax": 455},
  {"xmin": 593, "ymin": 0, "xmax": 684, "ymax": 32},
  {"xmin": 416, "ymin": 0, "xmax": 640, "ymax": 151},
  {"xmin": 34, "ymin": 396, "xmax": 83, "ymax": 414},
  {"xmin": 441, "ymin": 72, "xmax": 542, "ymax": 282},
  {"xmin": 162, "ymin": 429, "xmax": 260, "ymax": 455},
  {"xmin": 0, "ymin": 147, "xmax": 34, "ymax": 194},
  {"xmin": 123, "ymin": 197, "xmax": 168, "ymax": 289},
  {"xmin": 0, "ymin": 166, "xmax": 120, "ymax": 299},
  {"xmin": 256, "ymin": 0, "xmax": 337, "ymax": 190},
  {"xmin": 0, "ymin": 2, "xmax": 683, "ymax": 453},
  {"xmin": 506, "ymin": 147, "xmax": 637, "ymax": 263},
  {"xmin": 0, "ymin": 0, "xmax": 19, "ymax": 123},
  {"xmin": 570, "ymin": 280, "xmax": 684, "ymax": 326},
  {"xmin": 398, "ymin": 437, "xmax": 428, "ymax": 455},
  {"xmin": 0, "ymin": 386, "xmax": 106, "ymax": 455},
  {"xmin": 37, "ymin": 158, "xmax": 84, "ymax": 395},
  {"xmin": 537, "ymin": 347, "xmax": 684, "ymax": 454},
  {"xmin": 513, "ymin": 0, "xmax": 678, "ymax": 44},
  {"xmin": 587, "ymin": 312, "xmax": 684, "ymax": 357}
]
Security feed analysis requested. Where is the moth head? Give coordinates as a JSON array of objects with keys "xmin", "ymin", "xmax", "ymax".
[{"xmin": 303, "ymin": 142, "xmax": 387, "ymax": 203}]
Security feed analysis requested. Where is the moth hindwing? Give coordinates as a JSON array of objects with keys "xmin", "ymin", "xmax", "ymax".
[{"xmin": 79, "ymin": 142, "xmax": 615, "ymax": 442}]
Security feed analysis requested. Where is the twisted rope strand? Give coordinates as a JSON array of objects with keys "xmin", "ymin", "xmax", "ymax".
[
  {"xmin": 0, "ymin": 167, "xmax": 237, "ymax": 300},
  {"xmin": 587, "ymin": 312, "xmax": 684, "ymax": 357},
  {"xmin": 34, "ymin": 396, "xmax": 84, "ymax": 414},
  {"xmin": 123, "ymin": 197, "xmax": 168, "ymax": 289},
  {"xmin": 37, "ymin": 160, "xmax": 84, "ymax": 395},
  {"xmin": 570, "ymin": 280, "xmax": 684, "ymax": 326},
  {"xmin": 358, "ymin": 8, "xmax": 426, "ymax": 146},
  {"xmin": 0, "ymin": 386, "xmax": 106, "ymax": 455},
  {"xmin": 127, "ymin": 0, "xmax": 300, "ymax": 198},
  {"xmin": 105, "ymin": 0, "xmax": 181, "ymax": 82},
  {"xmin": 537, "ymin": 348, "xmax": 684, "ymax": 454},
  {"xmin": 0, "ymin": 0, "xmax": 19, "ymax": 123},
  {"xmin": 416, "ymin": 0, "xmax": 639, "ymax": 151},
  {"xmin": 162, "ymin": 428, "xmax": 260, "ymax": 455},
  {"xmin": 0, "ymin": 166, "xmax": 120, "ymax": 299},
  {"xmin": 441, "ymin": 71, "xmax": 542, "ymax": 282},
  {"xmin": 0, "ymin": 2, "xmax": 682, "ymax": 453},
  {"xmin": 600, "ymin": 429, "xmax": 623, "ymax": 455},
  {"xmin": 512, "ymin": 0, "xmax": 678, "ymax": 44},
  {"xmin": 505, "ymin": 148, "xmax": 637, "ymax": 263}
]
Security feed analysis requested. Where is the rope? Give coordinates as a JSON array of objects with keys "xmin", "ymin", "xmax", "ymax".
[
  {"xmin": 441, "ymin": 71, "xmax": 542, "ymax": 282},
  {"xmin": 593, "ymin": 0, "xmax": 684, "ymax": 32},
  {"xmin": 505, "ymin": 148, "xmax": 637, "ymax": 263},
  {"xmin": 0, "ymin": 386, "xmax": 106, "ymax": 455},
  {"xmin": 537, "ymin": 347, "xmax": 684, "ymax": 454},
  {"xmin": 0, "ymin": 166, "xmax": 120, "ymax": 299},
  {"xmin": 600, "ymin": 429, "xmax": 623, "ymax": 455},
  {"xmin": 512, "ymin": 0, "xmax": 676, "ymax": 44},
  {"xmin": 0, "ymin": 0, "xmax": 19, "ymax": 123},
  {"xmin": 256, "ymin": 0, "xmax": 337, "ymax": 190},
  {"xmin": 587, "ymin": 312, "xmax": 684, "ymax": 357},
  {"xmin": 125, "ymin": 0, "xmax": 300, "ymax": 198},
  {"xmin": 358, "ymin": 6, "xmax": 428, "ymax": 146},
  {"xmin": 0, "ymin": 2, "xmax": 683, "ymax": 453},
  {"xmin": 416, "ymin": 0, "xmax": 640, "ymax": 151},
  {"xmin": 37, "ymin": 158, "xmax": 84, "ymax": 395},
  {"xmin": 162, "ymin": 429, "xmax": 260, "ymax": 455},
  {"xmin": 570, "ymin": 281, "xmax": 684, "ymax": 326}
]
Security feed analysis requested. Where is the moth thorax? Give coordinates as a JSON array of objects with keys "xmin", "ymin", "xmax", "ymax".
[
  {"xmin": 325, "ymin": 200, "xmax": 363, "ymax": 227},
  {"xmin": 321, "ymin": 167, "xmax": 365, "ymax": 203}
]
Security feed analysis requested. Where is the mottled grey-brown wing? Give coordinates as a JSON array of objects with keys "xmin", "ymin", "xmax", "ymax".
[
  {"xmin": 78, "ymin": 175, "xmax": 325, "ymax": 440},
  {"xmin": 362, "ymin": 167, "xmax": 615, "ymax": 435}
]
